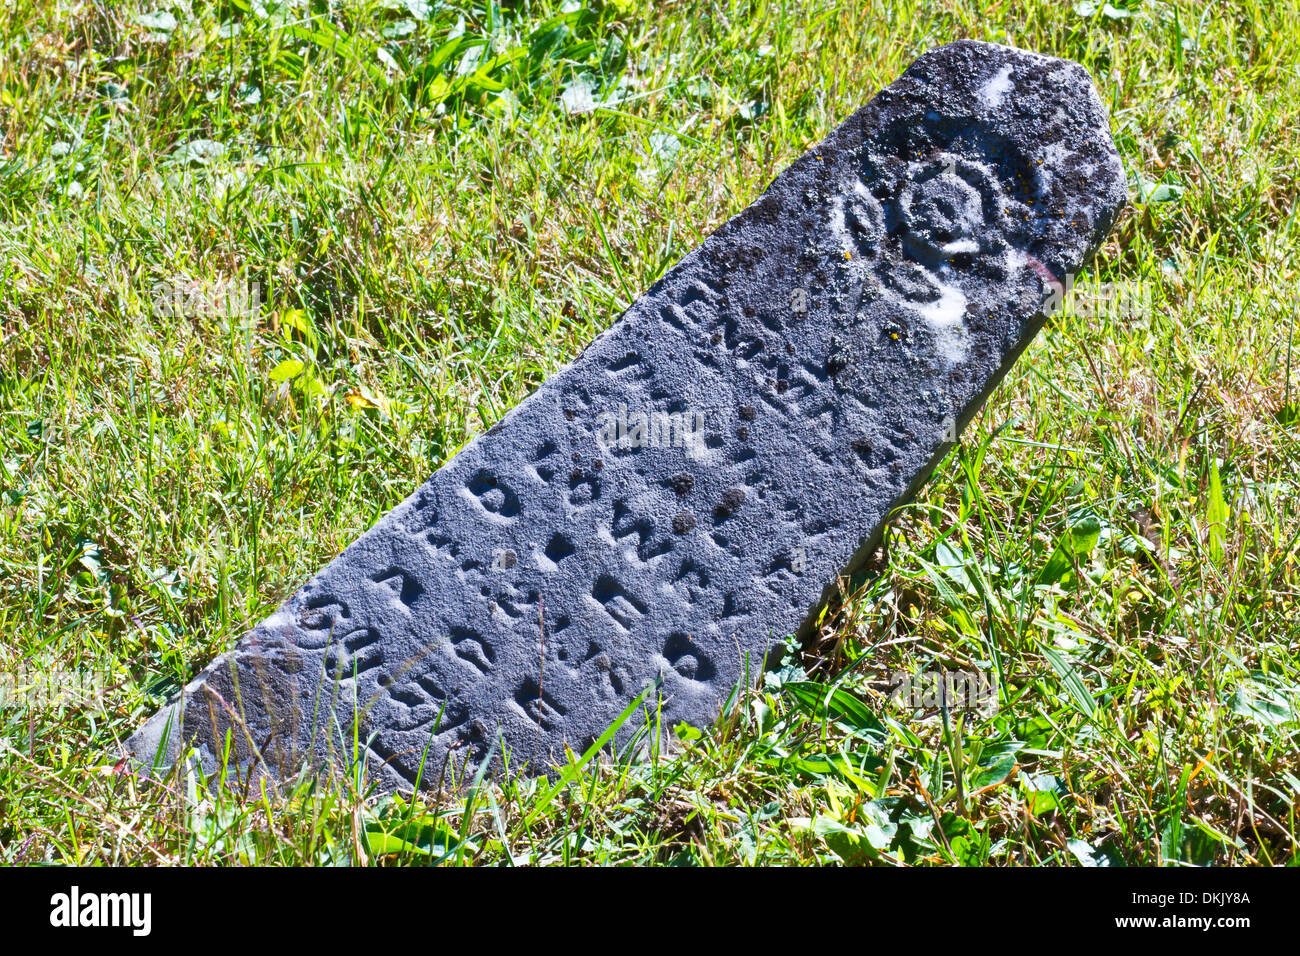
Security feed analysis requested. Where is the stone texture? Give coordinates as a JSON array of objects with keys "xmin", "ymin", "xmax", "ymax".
[{"xmin": 127, "ymin": 40, "xmax": 1126, "ymax": 790}]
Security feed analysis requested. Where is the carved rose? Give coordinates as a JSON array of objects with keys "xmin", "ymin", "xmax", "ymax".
[{"xmin": 897, "ymin": 152, "xmax": 1012, "ymax": 261}]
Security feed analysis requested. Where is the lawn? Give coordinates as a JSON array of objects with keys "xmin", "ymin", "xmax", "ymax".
[{"xmin": 1, "ymin": 0, "xmax": 1297, "ymax": 865}]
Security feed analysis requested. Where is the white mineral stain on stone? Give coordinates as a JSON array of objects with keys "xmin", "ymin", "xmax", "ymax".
[
  {"xmin": 981, "ymin": 65, "xmax": 1014, "ymax": 107},
  {"xmin": 908, "ymin": 276, "xmax": 968, "ymax": 365},
  {"xmin": 829, "ymin": 196, "xmax": 850, "ymax": 253},
  {"xmin": 941, "ymin": 237, "xmax": 979, "ymax": 254},
  {"xmin": 264, "ymin": 608, "xmax": 293, "ymax": 631},
  {"xmin": 1043, "ymin": 143, "xmax": 1070, "ymax": 165},
  {"xmin": 1004, "ymin": 247, "xmax": 1027, "ymax": 276},
  {"xmin": 1038, "ymin": 143, "xmax": 1071, "ymax": 190}
]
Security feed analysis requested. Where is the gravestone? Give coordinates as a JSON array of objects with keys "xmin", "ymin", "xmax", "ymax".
[{"xmin": 127, "ymin": 40, "xmax": 1126, "ymax": 790}]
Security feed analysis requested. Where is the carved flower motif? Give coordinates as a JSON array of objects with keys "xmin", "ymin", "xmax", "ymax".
[
  {"xmin": 832, "ymin": 150, "xmax": 1018, "ymax": 280},
  {"xmin": 827, "ymin": 148, "xmax": 1029, "ymax": 364},
  {"xmin": 897, "ymin": 152, "xmax": 1010, "ymax": 261}
]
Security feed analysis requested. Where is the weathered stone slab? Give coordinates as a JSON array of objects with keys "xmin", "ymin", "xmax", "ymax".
[{"xmin": 127, "ymin": 40, "xmax": 1126, "ymax": 790}]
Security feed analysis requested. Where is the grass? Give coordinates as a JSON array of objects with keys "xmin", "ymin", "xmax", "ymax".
[{"xmin": 1, "ymin": 0, "xmax": 1298, "ymax": 866}]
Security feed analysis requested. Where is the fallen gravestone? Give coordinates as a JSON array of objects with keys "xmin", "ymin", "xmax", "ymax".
[{"xmin": 127, "ymin": 40, "xmax": 1126, "ymax": 790}]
